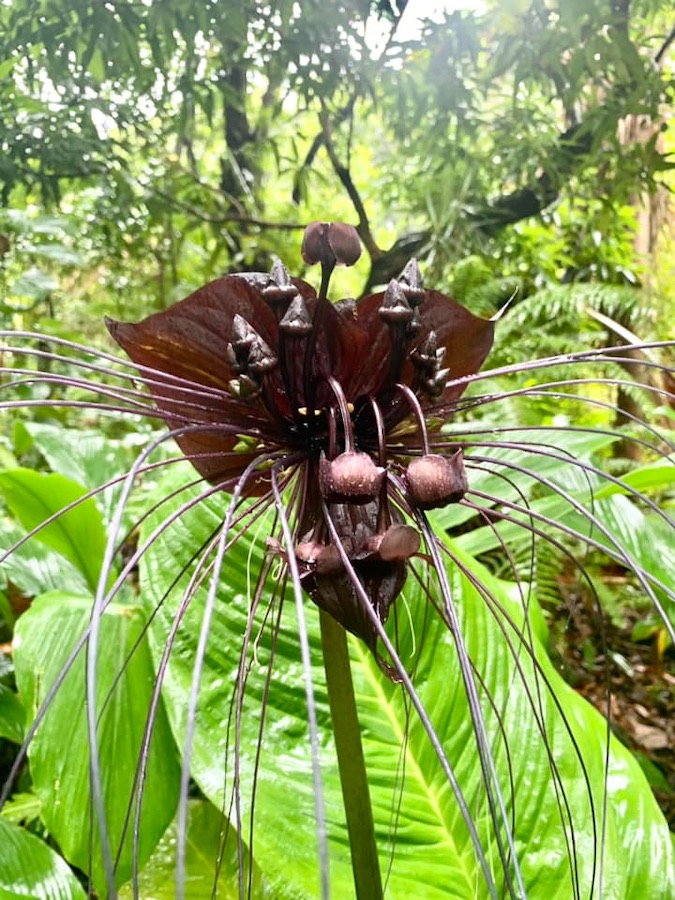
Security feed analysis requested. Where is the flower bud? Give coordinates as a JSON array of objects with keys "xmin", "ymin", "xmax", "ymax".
[
  {"xmin": 406, "ymin": 450, "xmax": 468, "ymax": 509},
  {"xmin": 379, "ymin": 280, "xmax": 414, "ymax": 324},
  {"xmin": 279, "ymin": 293, "xmax": 313, "ymax": 334},
  {"xmin": 296, "ymin": 540, "xmax": 344, "ymax": 575},
  {"xmin": 398, "ymin": 258, "xmax": 425, "ymax": 303},
  {"xmin": 319, "ymin": 451, "xmax": 385, "ymax": 504},
  {"xmin": 327, "ymin": 222, "xmax": 362, "ymax": 266},
  {"xmin": 262, "ymin": 257, "xmax": 297, "ymax": 305},
  {"xmin": 368, "ymin": 524, "xmax": 421, "ymax": 562},
  {"xmin": 301, "ymin": 221, "xmax": 362, "ymax": 267}
]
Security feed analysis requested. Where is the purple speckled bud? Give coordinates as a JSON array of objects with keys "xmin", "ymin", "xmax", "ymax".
[
  {"xmin": 319, "ymin": 451, "xmax": 385, "ymax": 504},
  {"xmin": 406, "ymin": 450, "xmax": 468, "ymax": 510}
]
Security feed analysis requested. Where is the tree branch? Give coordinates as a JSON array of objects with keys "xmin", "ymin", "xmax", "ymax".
[
  {"xmin": 655, "ymin": 21, "xmax": 675, "ymax": 67},
  {"xmin": 150, "ymin": 186, "xmax": 305, "ymax": 231},
  {"xmin": 320, "ymin": 109, "xmax": 383, "ymax": 262},
  {"xmin": 292, "ymin": 95, "xmax": 357, "ymax": 205}
]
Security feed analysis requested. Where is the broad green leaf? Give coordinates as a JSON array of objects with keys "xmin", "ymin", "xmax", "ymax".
[
  {"xmin": 120, "ymin": 800, "xmax": 273, "ymax": 899},
  {"xmin": 434, "ymin": 428, "xmax": 617, "ymax": 531},
  {"xmin": 21, "ymin": 423, "xmax": 121, "ymax": 490},
  {"xmin": 454, "ymin": 457, "xmax": 675, "ymax": 562},
  {"xmin": 139, "ymin": 469, "xmax": 675, "ymax": 899},
  {"xmin": 0, "ymin": 519, "xmax": 89, "ymax": 598},
  {"xmin": 0, "ymin": 469, "xmax": 107, "ymax": 593},
  {"xmin": 1, "ymin": 210, "xmax": 75, "ymax": 237},
  {"xmin": 0, "ymin": 817, "xmax": 86, "ymax": 900},
  {"xmin": 10, "ymin": 268, "xmax": 59, "ymax": 299},
  {"xmin": 19, "ymin": 243, "xmax": 84, "ymax": 266},
  {"xmin": 454, "ymin": 464, "xmax": 675, "ymax": 623},
  {"xmin": 0, "ymin": 685, "xmax": 25, "ymax": 743},
  {"xmin": 0, "ymin": 792, "xmax": 42, "ymax": 826},
  {"xmin": 13, "ymin": 592, "xmax": 181, "ymax": 894},
  {"xmin": 560, "ymin": 495, "xmax": 675, "ymax": 623},
  {"xmin": 21, "ymin": 423, "xmax": 147, "ymax": 525},
  {"xmin": 87, "ymin": 46, "xmax": 106, "ymax": 83},
  {"xmin": 617, "ymin": 463, "xmax": 675, "ymax": 494},
  {"xmin": 0, "ymin": 57, "xmax": 16, "ymax": 80}
]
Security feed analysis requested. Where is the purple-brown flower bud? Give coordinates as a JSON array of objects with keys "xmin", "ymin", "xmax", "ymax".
[
  {"xmin": 398, "ymin": 258, "xmax": 425, "ymax": 303},
  {"xmin": 319, "ymin": 451, "xmax": 385, "ymax": 504},
  {"xmin": 279, "ymin": 293, "xmax": 313, "ymax": 334},
  {"xmin": 406, "ymin": 450, "xmax": 468, "ymax": 510},
  {"xmin": 296, "ymin": 540, "xmax": 345, "ymax": 575},
  {"xmin": 301, "ymin": 221, "xmax": 362, "ymax": 267},
  {"xmin": 368, "ymin": 523, "xmax": 421, "ymax": 562},
  {"xmin": 379, "ymin": 280, "xmax": 414, "ymax": 324}
]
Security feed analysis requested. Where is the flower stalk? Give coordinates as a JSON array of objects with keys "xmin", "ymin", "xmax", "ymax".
[{"xmin": 319, "ymin": 609, "xmax": 383, "ymax": 900}]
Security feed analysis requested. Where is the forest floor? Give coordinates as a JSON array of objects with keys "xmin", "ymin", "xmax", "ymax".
[{"xmin": 551, "ymin": 590, "xmax": 675, "ymax": 829}]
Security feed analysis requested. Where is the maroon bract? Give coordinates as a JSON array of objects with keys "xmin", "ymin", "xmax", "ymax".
[{"xmin": 107, "ymin": 231, "xmax": 495, "ymax": 661}]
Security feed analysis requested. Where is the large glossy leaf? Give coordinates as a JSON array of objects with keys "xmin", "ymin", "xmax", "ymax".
[
  {"xmin": 20, "ymin": 423, "xmax": 156, "ymax": 526},
  {"xmin": 119, "ymin": 800, "xmax": 273, "ymax": 899},
  {"xmin": 0, "ymin": 520, "xmax": 89, "ymax": 598},
  {"xmin": 453, "ymin": 452, "xmax": 674, "ymax": 554},
  {"xmin": 0, "ymin": 469, "xmax": 107, "ymax": 593},
  {"xmin": 19, "ymin": 422, "xmax": 122, "ymax": 489},
  {"xmin": 139, "ymin": 468, "xmax": 675, "ymax": 899},
  {"xmin": 435, "ymin": 428, "xmax": 618, "ymax": 531},
  {"xmin": 13, "ymin": 592, "xmax": 181, "ymax": 894},
  {"xmin": 0, "ymin": 817, "xmax": 86, "ymax": 900},
  {"xmin": 453, "ymin": 457, "xmax": 675, "ymax": 623},
  {"xmin": 0, "ymin": 684, "xmax": 24, "ymax": 744}
]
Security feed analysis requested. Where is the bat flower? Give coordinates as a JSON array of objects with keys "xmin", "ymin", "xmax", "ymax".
[{"xmin": 107, "ymin": 221, "xmax": 495, "ymax": 666}]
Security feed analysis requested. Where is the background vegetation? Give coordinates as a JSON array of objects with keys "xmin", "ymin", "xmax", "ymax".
[{"xmin": 0, "ymin": 0, "xmax": 674, "ymax": 897}]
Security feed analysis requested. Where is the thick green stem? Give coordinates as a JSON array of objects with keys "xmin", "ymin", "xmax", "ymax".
[{"xmin": 319, "ymin": 610, "xmax": 383, "ymax": 900}]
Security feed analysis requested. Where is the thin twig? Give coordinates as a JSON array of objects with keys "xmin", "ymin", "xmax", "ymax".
[
  {"xmin": 293, "ymin": 95, "xmax": 357, "ymax": 205},
  {"xmin": 319, "ymin": 106, "xmax": 383, "ymax": 261},
  {"xmin": 654, "ymin": 21, "xmax": 675, "ymax": 66},
  {"xmin": 149, "ymin": 187, "xmax": 306, "ymax": 230}
]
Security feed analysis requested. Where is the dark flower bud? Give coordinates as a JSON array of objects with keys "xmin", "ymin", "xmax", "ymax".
[
  {"xmin": 301, "ymin": 221, "xmax": 329, "ymax": 265},
  {"xmin": 319, "ymin": 451, "xmax": 385, "ymax": 504},
  {"xmin": 301, "ymin": 221, "xmax": 362, "ymax": 267},
  {"xmin": 231, "ymin": 314, "xmax": 257, "ymax": 351},
  {"xmin": 368, "ymin": 524, "xmax": 421, "ymax": 562},
  {"xmin": 423, "ymin": 367, "xmax": 450, "ymax": 398},
  {"xmin": 296, "ymin": 540, "xmax": 345, "ymax": 575},
  {"xmin": 279, "ymin": 293, "xmax": 313, "ymax": 334},
  {"xmin": 411, "ymin": 330, "xmax": 440, "ymax": 372},
  {"xmin": 230, "ymin": 317, "xmax": 277, "ymax": 376},
  {"xmin": 225, "ymin": 342, "xmax": 242, "ymax": 374},
  {"xmin": 398, "ymin": 258, "xmax": 425, "ymax": 303},
  {"xmin": 407, "ymin": 306, "xmax": 422, "ymax": 336},
  {"xmin": 335, "ymin": 297, "xmax": 357, "ymax": 320},
  {"xmin": 406, "ymin": 450, "xmax": 468, "ymax": 509},
  {"xmin": 269, "ymin": 256, "xmax": 293, "ymax": 288},
  {"xmin": 379, "ymin": 280, "xmax": 414, "ymax": 324},
  {"xmin": 228, "ymin": 374, "xmax": 261, "ymax": 399},
  {"xmin": 247, "ymin": 335, "xmax": 278, "ymax": 375},
  {"xmin": 327, "ymin": 222, "xmax": 362, "ymax": 266},
  {"xmin": 233, "ymin": 271, "xmax": 271, "ymax": 290},
  {"xmin": 263, "ymin": 257, "xmax": 297, "ymax": 305}
]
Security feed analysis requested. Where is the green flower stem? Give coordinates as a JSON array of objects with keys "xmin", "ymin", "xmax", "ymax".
[{"xmin": 319, "ymin": 610, "xmax": 383, "ymax": 900}]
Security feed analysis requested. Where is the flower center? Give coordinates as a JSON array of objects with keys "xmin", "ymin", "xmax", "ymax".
[{"xmin": 229, "ymin": 254, "xmax": 448, "ymax": 471}]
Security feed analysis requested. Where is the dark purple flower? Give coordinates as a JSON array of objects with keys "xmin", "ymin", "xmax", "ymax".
[{"xmin": 106, "ymin": 227, "xmax": 494, "ymax": 661}]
